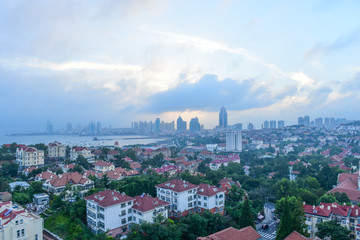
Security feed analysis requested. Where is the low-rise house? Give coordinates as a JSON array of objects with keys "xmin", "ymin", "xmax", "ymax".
[
  {"xmin": 284, "ymin": 231, "xmax": 320, "ymax": 240},
  {"xmin": 328, "ymin": 171, "xmax": 360, "ymax": 204},
  {"xmin": 48, "ymin": 141, "xmax": 66, "ymax": 159},
  {"xmin": 9, "ymin": 181, "xmax": 30, "ymax": 191},
  {"xmin": 42, "ymin": 172, "xmax": 94, "ymax": 195},
  {"xmin": 155, "ymin": 165, "xmax": 180, "ymax": 176},
  {"xmin": 35, "ymin": 170, "xmax": 57, "ymax": 182},
  {"xmin": 15, "ymin": 146, "xmax": 44, "ymax": 168},
  {"xmin": 196, "ymin": 184, "xmax": 225, "ymax": 215},
  {"xmin": 61, "ymin": 163, "xmax": 75, "ymax": 173},
  {"xmin": 70, "ymin": 147, "xmax": 94, "ymax": 162},
  {"xmin": 22, "ymin": 166, "xmax": 37, "ymax": 176},
  {"xmin": 197, "ymin": 226, "xmax": 261, "ymax": 240},
  {"xmin": 129, "ymin": 162, "xmax": 141, "ymax": 170},
  {"xmin": 0, "ymin": 201, "xmax": 43, "ymax": 240},
  {"xmin": 33, "ymin": 193, "xmax": 49, "ymax": 205},
  {"xmin": 106, "ymin": 150, "xmax": 119, "ymax": 160},
  {"xmin": 105, "ymin": 168, "xmax": 140, "ymax": 181},
  {"xmin": 93, "ymin": 160, "xmax": 115, "ymax": 173}
]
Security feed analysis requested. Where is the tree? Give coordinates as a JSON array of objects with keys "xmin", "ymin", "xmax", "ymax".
[
  {"xmin": 1, "ymin": 162, "xmax": 19, "ymax": 178},
  {"xmin": 276, "ymin": 197, "xmax": 293, "ymax": 240},
  {"xmin": 180, "ymin": 214, "xmax": 208, "ymax": 240},
  {"xmin": 239, "ymin": 197, "xmax": 255, "ymax": 229},
  {"xmin": 318, "ymin": 194, "xmax": 337, "ymax": 204},
  {"xmin": 127, "ymin": 218, "xmax": 181, "ymax": 240},
  {"xmin": 316, "ymin": 220, "xmax": 351, "ymax": 240}
]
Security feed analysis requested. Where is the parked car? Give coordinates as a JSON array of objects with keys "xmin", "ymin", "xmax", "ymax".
[{"xmin": 261, "ymin": 224, "xmax": 269, "ymax": 230}]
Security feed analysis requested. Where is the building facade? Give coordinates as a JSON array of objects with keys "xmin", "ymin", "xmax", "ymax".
[
  {"xmin": 16, "ymin": 146, "xmax": 44, "ymax": 168},
  {"xmin": 48, "ymin": 141, "xmax": 66, "ymax": 158},
  {"xmin": 70, "ymin": 147, "xmax": 94, "ymax": 161},
  {"xmin": 196, "ymin": 184, "xmax": 225, "ymax": 215},
  {"xmin": 219, "ymin": 107, "xmax": 228, "ymax": 128},
  {"xmin": 0, "ymin": 201, "xmax": 43, "ymax": 240},
  {"xmin": 226, "ymin": 131, "xmax": 242, "ymax": 152},
  {"xmin": 177, "ymin": 116, "xmax": 187, "ymax": 132}
]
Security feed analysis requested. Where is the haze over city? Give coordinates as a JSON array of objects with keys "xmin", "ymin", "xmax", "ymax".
[{"xmin": 1, "ymin": 0, "xmax": 360, "ymax": 131}]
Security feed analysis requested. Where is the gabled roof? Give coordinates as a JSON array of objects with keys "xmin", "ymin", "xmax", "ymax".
[
  {"xmin": 156, "ymin": 179, "xmax": 198, "ymax": 192},
  {"xmin": 49, "ymin": 172, "xmax": 92, "ymax": 187},
  {"xmin": 85, "ymin": 189, "xmax": 134, "ymax": 207},
  {"xmin": 284, "ymin": 231, "xmax": 319, "ymax": 240},
  {"xmin": 197, "ymin": 183, "xmax": 225, "ymax": 197},
  {"xmin": 132, "ymin": 194, "xmax": 169, "ymax": 213},
  {"xmin": 197, "ymin": 226, "xmax": 261, "ymax": 240},
  {"xmin": 93, "ymin": 160, "xmax": 114, "ymax": 167}
]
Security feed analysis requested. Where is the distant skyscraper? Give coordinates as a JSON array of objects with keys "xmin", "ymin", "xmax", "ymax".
[
  {"xmin": 278, "ymin": 120, "xmax": 285, "ymax": 128},
  {"xmin": 46, "ymin": 120, "xmax": 53, "ymax": 134},
  {"xmin": 324, "ymin": 117, "xmax": 330, "ymax": 126},
  {"xmin": 304, "ymin": 115, "xmax": 310, "ymax": 126},
  {"xmin": 270, "ymin": 120, "xmax": 276, "ymax": 129},
  {"xmin": 247, "ymin": 123, "xmax": 254, "ymax": 131},
  {"xmin": 298, "ymin": 117, "xmax": 304, "ymax": 125},
  {"xmin": 155, "ymin": 118, "xmax": 160, "ymax": 133},
  {"xmin": 263, "ymin": 120, "xmax": 269, "ymax": 129},
  {"xmin": 315, "ymin": 117, "xmax": 323, "ymax": 126},
  {"xmin": 226, "ymin": 130, "xmax": 242, "ymax": 152},
  {"xmin": 96, "ymin": 121, "xmax": 102, "ymax": 134},
  {"xmin": 177, "ymin": 116, "xmax": 187, "ymax": 132},
  {"xmin": 189, "ymin": 117, "xmax": 201, "ymax": 132},
  {"xmin": 233, "ymin": 123, "xmax": 242, "ymax": 130},
  {"xmin": 66, "ymin": 122, "xmax": 72, "ymax": 132},
  {"xmin": 219, "ymin": 107, "xmax": 228, "ymax": 128},
  {"xmin": 89, "ymin": 121, "xmax": 96, "ymax": 134}
]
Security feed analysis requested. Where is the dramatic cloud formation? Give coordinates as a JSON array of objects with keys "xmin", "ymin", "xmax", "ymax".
[{"xmin": 1, "ymin": 0, "xmax": 360, "ymax": 131}]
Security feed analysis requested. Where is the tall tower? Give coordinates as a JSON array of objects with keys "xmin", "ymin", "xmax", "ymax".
[
  {"xmin": 219, "ymin": 107, "xmax": 228, "ymax": 128},
  {"xmin": 177, "ymin": 116, "xmax": 186, "ymax": 132},
  {"xmin": 155, "ymin": 118, "xmax": 160, "ymax": 133}
]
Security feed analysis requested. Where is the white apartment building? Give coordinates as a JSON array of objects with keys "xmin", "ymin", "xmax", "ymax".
[
  {"xmin": 16, "ymin": 146, "xmax": 44, "ymax": 168},
  {"xmin": 156, "ymin": 179, "xmax": 199, "ymax": 218},
  {"xmin": 84, "ymin": 190, "xmax": 169, "ymax": 238},
  {"xmin": 226, "ymin": 131, "xmax": 242, "ymax": 152},
  {"xmin": 131, "ymin": 194, "xmax": 169, "ymax": 224},
  {"xmin": 70, "ymin": 147, "xmax": 94, "ymax": 161},
  {"xmin": 48, "ymin": 141, "xmax": 66, "ymax": 158},
  {"xmin": 196, "ymin": 184, "xmax": 225, "ymax": 215},
  {"xmin": 0, "ymin": 201, "xmax": 43, "ymax": 240},
  {"xmin": 304, "ymin": 202, "xmax": 360, "ymax": 240}
]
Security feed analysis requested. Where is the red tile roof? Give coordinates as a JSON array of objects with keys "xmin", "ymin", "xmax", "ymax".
[
  {"xmin": 132, "ymin": 194, "xmax": 169, "ymax": 213},
  {"xmin": 197, "ymin": 226, "xmax": 261, "ymax": 240},
  {"xmin": 197, "ymin": 183, "xmax": 225, "ymax": 197},
  {"xmin": 93, "ymin": 160, "xmax": 114, "ymax": 167},
  {"xmin": 284, "ymin": 231, "xmax": 318, "ymax": 240},
  {"xmin": 85, "ymin": 190, "xmax": 134, "ymax": 207},
  {"xmin": 156, "ymin": 179, "xmax": 198, "ymax": 192},
  {"xmin": 49, "ymin": 172, "xmax": 92, "ymax": 187}
]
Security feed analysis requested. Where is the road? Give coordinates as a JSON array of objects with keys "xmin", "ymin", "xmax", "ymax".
[{"xmin": 256, "ymin": 203, "xmax": 277, "ymax": 240}]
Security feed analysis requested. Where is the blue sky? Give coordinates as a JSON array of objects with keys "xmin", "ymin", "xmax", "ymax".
[{"xmin": 1, "ymin": 0, "xmax": 360, "ymax": 131}]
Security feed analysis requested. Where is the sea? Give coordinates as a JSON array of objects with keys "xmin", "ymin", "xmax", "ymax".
[{"xmin": 0, "ymin": 133, "xmax": 166, "ymax": 147}]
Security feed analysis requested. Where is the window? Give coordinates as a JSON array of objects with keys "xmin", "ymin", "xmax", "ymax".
[
  {"xmin": 121, "ymin": 218, "xmax": 126, "ymax": 224},
  {"xmin": 139, "ymin": 219, "xmax": 143, "ymax": 224},
  {"xmin": 35, "ymin": 234, "xmax": 38, "ymax": 240},
  {"xmin": 350, "ymin": 218, "xmax": 355, "ymax": 223},
  {"xmin": 133, "ymin": 216, "xmax": 136, "ymax": 221},
  {"xmin": 188, "ymin": 190, "xmax": 192, "ymax": 194},
  {"xmin": 307, "ymin": 225, "xmax": 311, "ymax": 230},
  {"xmin": 16, "ymin": 220, "xmax": 19, "ymax": 225},
  {"xmin": 17, "ymin": 230, "xmax": 20, "ymax": 238},
  {"xmin": 20, "ymin": 219, "xmax": 23, "ymax": 224},
  {"xmin": 128, "ymin": 216, "xmax": 132, "ymax": 222},
  {"xmin": 198, "ymin": 201, "xmax": 201, "ymax": 206},
  {"xmin": 98, "ymin": 221, "xmax": 105, "ymax": 229},
  {"xmin": 204, "ymin": 197, "xmax": 207, "ymax": 200},
  {"xmin": 188, "ymin": 202, "xmax": 193, "ymax": 208},
  {"xmin": 128, "ymin": 209, "xmax": 132, "ymax": 214},
  {"xmin": 166, "ymin": 197, "xmax": 170, "ymax": 202},
  {"xmin": 138, "ymin": 212, "xmax": 143, "ymax": 216},
  {"xmin": 204, "ymin": 203, "xmax": 207, "ymax": 207},
  {"xmin": 317, "ymin": 218, "xmax": 322, "ymax": 223},
  {"xmin": 121, "ymin": 210, "xmax": 126, "ymax": 216},
  {"xmin": 21, "ymin": 229, "xmax": 25, "ymax": 236},
  {"xmin": 121, "ymin": 203, "xmax": 126, "ymax": 208},
  {"xmin": 128, "ymin": 201, "xmax": 132, "ymax": 205}
]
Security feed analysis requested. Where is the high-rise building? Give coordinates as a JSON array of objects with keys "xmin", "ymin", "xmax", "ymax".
[
  {"xmin": 155, "ymin": 118, "xmax": 160, "ymax": 133},
  {"xmin": 247, "ymin": 123, "xmax": 254, "ymax": 130},
  {"xmin": 315, "ymin": 117, "xmax": 323, "ymax": 127},
  {"xmin": 219, "ymin": 107, "xmax": 228, "ymax": 128},
  {"xmin": 263, "ymin": 120, "xmax": 269, "ymax": 129},
  {"xmin": 270, "ymin": 120, "xmax": 276, "ymax": 129},
  {"xmin": 226, "ymin": 131, "xmax": 242, "ymax": 152},
  {"xmin": 304, "ymin": 115, "xmax": 310, "ymax": 126},
  {"xmin": 46, "ymin": 120, "xmax": 53, "ymax": 134},
  {"xmin": 278, "ymin": 120, "xmax": 285, "ymax": 128},
  {"xmin": 96, "ymin": 121, "xmax": 102, "ymax": 134},
  {"xmin": 298, "ymin": 117, "xmax": 304, "ymax": 125},
  {"xmin": 233, "ymin": 123, "xmax": 242, "ymax": 130},
  {"xmin": 177, "ymin": 116, "xmax": 187, "ymax": 132},
  {"xmin": 89, "ymin": 121, "xmax": 96, "ymax": 134},
  {"xmin": 189, "ymin": 117, "xmax": 201, "ymax": 132}
]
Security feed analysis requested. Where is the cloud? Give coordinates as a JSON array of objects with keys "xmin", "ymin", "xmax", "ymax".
[{"xmin": 141, "ymin": 74, "xmax": 276, "ymax": 113}]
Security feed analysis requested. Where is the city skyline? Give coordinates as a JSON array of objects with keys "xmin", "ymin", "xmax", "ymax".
[{"xmin": 1, "ymin": 1, "xmax": 360, "ymax": 131}]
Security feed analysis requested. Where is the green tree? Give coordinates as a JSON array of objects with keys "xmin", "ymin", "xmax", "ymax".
[
  {"xmin": 316, "ymin": 220, "xmax": 351, "ymax": 240},
  {"xmin": 276, "ymin": 197, "xmax": 293, "ymax": 240},
  {"xmin": 239, "ymin": 197, "xmax": 255, "ymax": 229},
  {"xmin": 318, "ymin": 194, "xmax": 338, "ymax": 204}
]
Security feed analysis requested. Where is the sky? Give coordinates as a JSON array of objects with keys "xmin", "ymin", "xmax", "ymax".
[{"xmin": 1, "ymin": 0, "xmax": 360, "ymax": 131}]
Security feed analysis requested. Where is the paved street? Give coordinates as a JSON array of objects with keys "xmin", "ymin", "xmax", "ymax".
[{"xmin": 257, "ymin": 203, "xmax": 277, "ymax": 240}]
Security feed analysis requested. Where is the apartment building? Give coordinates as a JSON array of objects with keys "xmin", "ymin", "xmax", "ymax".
[
  {"xmin": 304, "ymin": 202, "xmax": 360, "ymax": 240},
  {"xmin": 70, "ymin": 147, "xmax": 94, "ymax": 162},
  {"xmin": 48, "ymin": 141, "xmax": 66, "ymax": 158},
  {"xmin": 16, "ymin": 146, "xmax": 44, "ymax": 168},
  {"xmin": 0, "ymin": 201, "xmax": 43, "ymax": 240},
  {"xmin": 93, "ymin": 160, "xmax": 115, "ymax": 173},
  {"xmin": 84, "ymin": 190, "xmax": 169, "ymax": 238},
  {"xmin": 156, "ymin": 179, "xmax": 199, "ymax": 218},
  {"xmin": 196, "ymin": 184, "xmax": 225, "ymax": 215}
]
